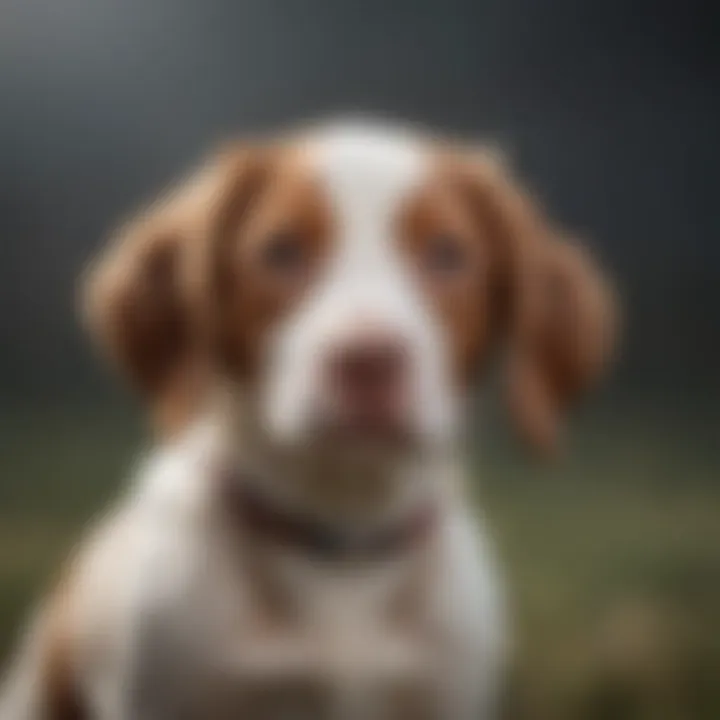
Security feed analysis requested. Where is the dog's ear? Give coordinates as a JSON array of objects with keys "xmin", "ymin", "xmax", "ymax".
[
  {"xmin": 457, "ymin": 150, "xmax": 617, "ymax": 454},
  {"xmin": 82, "ymin": 145, "xmax": 267, "ymax": 430},
  {"xmin": 506, "ymin": 236, "xmax": 617, "ymax": 454}
]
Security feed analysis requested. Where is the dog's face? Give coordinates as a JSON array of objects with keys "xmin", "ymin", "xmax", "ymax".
[
  {"xmin": 251, "ymin": 130, "xmax": 457, "ymax": 450},
  {"xmin": 85, "ymin": 122, "xmax": 615, "ymax": 456}
]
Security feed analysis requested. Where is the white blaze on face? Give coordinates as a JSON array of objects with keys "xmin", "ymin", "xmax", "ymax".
[{"xmin": 262, "ymin": 123, "xmax": 458, "ymax": 447}]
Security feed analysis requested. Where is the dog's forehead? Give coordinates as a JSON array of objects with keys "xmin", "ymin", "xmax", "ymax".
[{"xmin": 298, "ymin": 123, "xmax": 431, "ymax": 224}]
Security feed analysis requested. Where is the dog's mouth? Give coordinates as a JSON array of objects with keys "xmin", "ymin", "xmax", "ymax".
[
  {"xmin": 326, "ymin": 414, "xmax": 415, "ymax": 447},
  {"xmin": 309, "ymin": 401, "xmax": 418, "ymax": 450}
]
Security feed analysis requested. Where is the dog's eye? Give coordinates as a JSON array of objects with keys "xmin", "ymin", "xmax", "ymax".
[
  {"xmin": 261, "ymin": 231, "xmax": 306, "ymax": 274},
  {"xmin": 426, "ymin": 234, "xmax": 467, "ymax": 275}
]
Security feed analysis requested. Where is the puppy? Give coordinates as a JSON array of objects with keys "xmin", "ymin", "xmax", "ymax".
[{"xmin": 0, "ymin": 120, "xmax": 615, "ymax": 719}]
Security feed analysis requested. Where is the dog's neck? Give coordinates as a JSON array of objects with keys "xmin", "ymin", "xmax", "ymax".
[{"xmin": 216, "ymin": 468, "xmax": 440, "ymax": 562}]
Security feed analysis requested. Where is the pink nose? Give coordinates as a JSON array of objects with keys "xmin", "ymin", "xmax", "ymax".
[{"xmin": 327, "ymin": 331, "xmax": 409, "ymax": 414}]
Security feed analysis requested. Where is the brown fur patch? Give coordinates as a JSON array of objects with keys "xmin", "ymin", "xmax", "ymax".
[
  {"xmin": 397, "ymin": 159, "xmax": 507, "ymax": 384},
  {"xmin": 210, "ymin": 149, "xmax": 334, "ymax": 377},
  {"xmin": 83, "ymin": 145, "xmax": 334, "ymax": 434},
  {"xmin": 507, "ymin": 235, "xmax": 618, "ymax": 452},
  {"xmin": 399, "ymin": 149, "xmax": 617, "ymax": 453}
]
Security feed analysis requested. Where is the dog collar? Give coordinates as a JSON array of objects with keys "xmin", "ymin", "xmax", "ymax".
[{"xmin": 217, "ymin": 469, "xmax": 437, "ymax": 562}]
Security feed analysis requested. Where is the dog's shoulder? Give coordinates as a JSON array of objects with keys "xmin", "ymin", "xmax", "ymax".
[
  {"xmin": 1, "ymin": 432, "xmax": 220, "ymax": 718},
  {"xmin": 0, "ymin": 503, "xmax": 144, "ymax": 719}
]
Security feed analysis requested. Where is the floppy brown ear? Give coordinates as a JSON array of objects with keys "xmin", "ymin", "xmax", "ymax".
[
  {"xmin": 454, "ymin": 148, "xmax": 617, "ymax": 454},
  {"xmin": 82, "ymin": 146, "xmax": 266, "ymax": 430},
  {"xmin": 507, "ymin": 236, "xmax": 617, "ymax": 454}
]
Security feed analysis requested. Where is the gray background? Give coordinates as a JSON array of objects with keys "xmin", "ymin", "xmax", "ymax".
[{"xmin": 1, "ymin": 0, "xmax": 718, "ymax": 405}]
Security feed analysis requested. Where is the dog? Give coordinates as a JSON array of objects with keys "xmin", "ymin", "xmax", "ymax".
[{"xmin": 0, "ymin": 119, "xmax": 615, "ymax": 719}]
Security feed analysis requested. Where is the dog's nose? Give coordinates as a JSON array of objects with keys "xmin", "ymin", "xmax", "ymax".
[{"xmin": 327, "ymin": 330, "xmax": 409, "ymax": 410}]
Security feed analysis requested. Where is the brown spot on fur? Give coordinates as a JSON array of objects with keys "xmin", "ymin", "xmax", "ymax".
[
  {"xmin": 83, "ymin": 146, "xmax": 267, "ymax": 433},
  {"xmin": 211, "ymin": 150, "xmax": 333, "ymax": 377},
  {"xmin": 400, "ymin": 149, "xmax": 617, "ymax": 453},
  {"xmin": 397, "ymin": 159, "xmax": 506, "ymax": 384},
  {"xmin": 83, "ymin": 144, "xmax": 333, "ymax": 435},
  {"xmin": 507, "ymin": 236, "xmax": 618, "ymax": 453}
]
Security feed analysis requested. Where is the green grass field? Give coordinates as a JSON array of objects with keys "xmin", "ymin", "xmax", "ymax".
[{"xmin": 1, "ymin": 400, "xmax": 718, "ymax": 719}]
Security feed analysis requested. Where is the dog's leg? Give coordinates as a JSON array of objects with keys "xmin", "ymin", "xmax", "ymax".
[
  {"xmin": 0, "ymin": 578, "xmax": 83, "ymax": 720},
  {"xmin": 0, "ymin": 617, "xmax": 55, "ymax": 720},
  {"xmin": 86, "ymin": 588, "xmax": 205, "ymax": 720},
  {"xmin": 431, "ymin": 510, "xmax": 508, "ymax": 720}
]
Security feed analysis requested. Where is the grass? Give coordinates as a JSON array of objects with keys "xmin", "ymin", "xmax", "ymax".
[{"xmin": 0, "ymin": 400, "xmax": 718, "ymax": 718}]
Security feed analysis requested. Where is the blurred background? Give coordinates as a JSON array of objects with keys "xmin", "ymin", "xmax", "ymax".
[{"xmin": 1, "ymin": 0, "xmax": 718, "ymax": 717}]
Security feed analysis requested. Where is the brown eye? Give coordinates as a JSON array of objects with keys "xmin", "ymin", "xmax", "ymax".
[
  {"xmin": 426, "ymin": 234, "xmax": 467, "ymax": 275},
  {"xmin": 261, "ymin": 231, "xmax": 306, "ymax": 274}
]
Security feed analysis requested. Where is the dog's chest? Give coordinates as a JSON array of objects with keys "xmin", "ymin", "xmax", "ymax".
[{"xmin": 194, "ymin": 547, "xmax": 438, "ymax": 719}]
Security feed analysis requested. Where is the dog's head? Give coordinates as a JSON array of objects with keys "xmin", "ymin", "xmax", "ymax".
[{"xmin": 84, "ymin": 121, "xmax": 616, "ymax": 458}]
